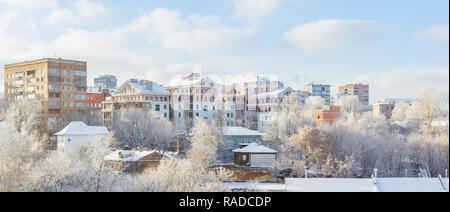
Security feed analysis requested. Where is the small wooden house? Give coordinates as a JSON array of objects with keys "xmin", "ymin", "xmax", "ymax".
[
  {"xmin": 233, "ymin": 143, "xmax": 277, "ymax": 169},
  {"xmin": 104, "ymin": 150, "xmax": 173, "ymax": 174}
]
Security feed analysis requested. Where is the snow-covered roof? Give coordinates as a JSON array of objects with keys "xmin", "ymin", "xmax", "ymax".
[
  {"xmin": 104, "ymin": 150, "xmax": 173, "ymax": 162},
  {"xmin": 376, "ymin": 178, "xmax": 448, "ymax": 192},
  {"xmin": 113, "ymin": 80, "xmax": 171, "ymax": 96},
  {"xmin": 285, "ymin": 178, "xmax": 378, "ymax": 192},
  {"xmin": 87, "ymin": 86, "xmax": 102, "ymax": 94},
  {"xmin": 377, "ymin": 98, "xmax": 414, "ymax": 105},
  {"xmin": 223, "ymin": 182, "xmax": 285, "ymax": 192},
  {"xmin": 233, "ymin": 143, "xmax": 277, "ymax": 154},
  {"xmin": 163, "ymin": 73, "xmax": 215, "ymax": 89},
  {"xmin": 391, "ymin": 120, "xmax": 408, "ymax": 128},
  {"xmin": 223, "ymin": 127, "xmax": 263, "ymax": 136},
  {"xmin": 253, "ymin": 87, "xmax": 293, "ymax": 98},
  {"xmin": 55, "ymin": 122, "xmax": 109, "ymax": 136},
  {"xmin": 285, "ymin": 178, "xmax": 449, "ymax": 192},
  {"xmin": 128, "ymin": 81, "xmax": 171, "ymax": 95}
]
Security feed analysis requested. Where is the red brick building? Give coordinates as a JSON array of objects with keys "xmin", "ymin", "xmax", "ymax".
[
  {"xmin": 86, "ymin": 87, "xmax": 110, "ymax": 125},
  {"xmin": 300, "ymin": 106, "xmax": 341, "ymax": 125}
]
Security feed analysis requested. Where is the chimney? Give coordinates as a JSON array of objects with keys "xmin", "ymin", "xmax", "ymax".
[{"xmin": 118, "ymin": 151, "xmax": 123, "ymax": 159}]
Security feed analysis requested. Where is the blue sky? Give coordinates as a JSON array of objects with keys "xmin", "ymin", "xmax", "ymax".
[{"xmin": 0, "ymin": 0, "xmax": 448, "ymax": 103}]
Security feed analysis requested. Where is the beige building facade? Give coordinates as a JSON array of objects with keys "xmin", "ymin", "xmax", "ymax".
[
  {"xmin": 4, "ymin": 58, "xmax": 87, "ymax": 143},
  {"xmin": 338, "ymin": 83, "xmax": 370, "ymax": 105}
]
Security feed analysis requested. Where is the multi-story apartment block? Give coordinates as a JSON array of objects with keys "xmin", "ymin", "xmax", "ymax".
[
  {"xmin": 94, "ymin": 75, "xmax": 117, "ymax": 89},
  {"xmin": 338, "ymin": 83, "xmax": 369, "ymax": 105},
  {"xmin": 164, "ymin": 73, "xmax": 220, "ymax": 128},
  {"xmin": 245, "ymin": 76, "xmax": 293, "ymax": 131},
  {"xmin": 373, "ymin": 98, "xmax": 414, "ymax": 119},
  {"xmin": 4, "ymin": 58, "xmax": 87, "ymax": 139},
  {"xmin": 304, "ymin": 83, "xmax": 331, "ymax": 105},
  {"xmin": 218, "ymin": 84, "xmax": 247, "ymax": 127},
  {"xmin": 102, "ymin": 79, "xmax": 171, "ymax": 128}
]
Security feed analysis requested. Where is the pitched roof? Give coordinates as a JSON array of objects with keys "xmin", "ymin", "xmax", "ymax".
[
  {"xmin": 87, "ymin": 86, "xmax": 102, "ymax": 94},
  {"xmin": 104, "ymin": 150, "xmax": 173, "ymax": 162},
  {"xmin": 233, "ymin": 143, "xmax": 277, "ymax": 153},
  {"xmin": 253, "ymin": 87, "xmax": 294, "ymax": 98},
  {"xmin": 223, "ymin": 127, "xmax": 263, "ymax": 136},
  {"xmin": 114, "ymin": 80, "xmax": 171, "ymax": 95},
  {"xmin": 377, "ymin": 98, "xmax": 414, "ymax": 105},
  {"xmin": 163, "ymin": 73, "xmax": 215, "ymax": 89},
  {"xmin": 285, "ymin": 178, "xmax": 378, "ymax": 192},
  {"xmin": 128, "ymin": 81, "xmax": 171, "ymax": 95},
  {"xmin": 55, "ymin": 121, "xmax": 109, "ymax": 136}
]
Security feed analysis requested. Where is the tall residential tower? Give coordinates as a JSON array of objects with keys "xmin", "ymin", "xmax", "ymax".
[{"xmin": 4, "ymin": 58, "xmax": 87, "ymax": 140}]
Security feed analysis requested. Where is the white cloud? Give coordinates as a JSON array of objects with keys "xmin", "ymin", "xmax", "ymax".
[
  {"xmin": 231, "ymin": 0, "xmax": 284, "ymax": 20},
  {"xmin": 126, "ymin": 8, "xmax": 253, "ymax": 54},
  {"xmin": 415, "ymin": 24, "xmax": 449, "ymax": 43},
  {"xmin": 283, "ymin": 19, "xmax": 383, "ymax": 54},
  {"xmin": 44, "ymin": 0, "xmax": 107, "ymax": 25},
  {"xmin": 354, "ymin": 68, "xmax": 449, "ymax": 103},
  {"xmin": 0, "ymin": 6, "xmax": 255, "ymax": 92},
  {"xmin": 0, "ymin": 0, "xmax": 57, "ymax": 9}
]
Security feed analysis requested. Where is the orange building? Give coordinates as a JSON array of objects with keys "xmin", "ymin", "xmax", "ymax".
[
  {"xmin": 301, "ymin": 106, "xmax": 341, "ymax": 125},
  {"xmin": 314, "ymin": 106, "xmax": 341, "ymax": 125}
]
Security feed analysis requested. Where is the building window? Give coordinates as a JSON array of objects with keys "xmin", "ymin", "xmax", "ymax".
[{"xmin": 155, "ymin": 105, "xmax": 160, "ymax": 111}]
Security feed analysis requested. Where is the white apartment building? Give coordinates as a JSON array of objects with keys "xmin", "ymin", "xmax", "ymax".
[
  {"xmin": 102, "ymin": 79, "xmax": 171, "ymax": 128},
  {"xmin": 164, "ymin": 73, "xmax": 221, "ymax": 128},
  {"xmin": 245, "ymin": 76, "xmax": 294, "ymax": 132}
]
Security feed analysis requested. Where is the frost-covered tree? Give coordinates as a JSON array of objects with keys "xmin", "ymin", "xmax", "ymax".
[
  {"xmin": 391, "ymin": 103, "xmax": 411, "ymax": 121},
  {"xmin": 188, "ymin": 119, "xmax": 220, "ymax": 167},
  {"xmin": 304, "ymin": 96, "xmax": 325, "ymax": 110},
  {"xmin": 0, "ymin": 134, "xmax": 117, "ymax": 192},
  {"xmin": 124, "ymin": 119, "xmax": 232, "ymax": 192},
  {"xmin": 111, "ymin": 109, "xmax": 174, "ymax": 150},
  {"xmin": 4, "ymin": 99, "xmax": 43, "ymax": 137},
  {"xmin": 407, "ymin": 88, "xmax": 449, "ymax": 130},
  {"xmin": 124, "ymin": 159, "xmax": 232, "ymax": 192},
  {"xmin": 336, "ymin": 95, "xmax": 363, "ymax": 115},
  {"xmin": 289, "ymin": 126, "xmax": 355, "ymax": 177}
]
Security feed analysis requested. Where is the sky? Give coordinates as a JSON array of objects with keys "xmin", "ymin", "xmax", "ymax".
[{"xmin": 0, "ymin": 0, "xmax": 448, "ymax": 103}]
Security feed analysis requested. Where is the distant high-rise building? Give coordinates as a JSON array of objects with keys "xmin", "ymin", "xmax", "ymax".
[
  {"xmin": 94, "ymin": 75, "xmax": 117, "ymax": 89},
  {"xmin": 338, "ymin": 83, "xmax": 369, "ymax": 105},
  {"xmin": 304, "ymin": 83, "xmax": 331, "ymax": 105},
  {"xmin": 4, "ymin": 58, "xmax": 88, "ymax": 147}
]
